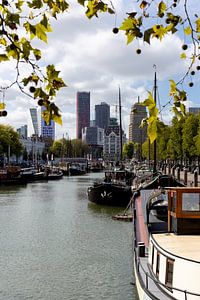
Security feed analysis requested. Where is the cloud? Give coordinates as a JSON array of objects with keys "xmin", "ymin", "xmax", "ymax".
[{"xmin": 1, "ymin": 1, "xmax": 199, "ymax": 141}]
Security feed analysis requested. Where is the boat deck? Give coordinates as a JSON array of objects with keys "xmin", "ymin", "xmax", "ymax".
[
  {"xmin": 134, "ymin": 190, "xmax": 175, "ymax": 299},
  {"xmin": 153, "ymin": 233, "xmax": 200, "ymax": 262}
]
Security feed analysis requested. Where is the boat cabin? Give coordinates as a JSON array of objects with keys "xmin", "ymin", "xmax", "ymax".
[{"xmin": 167, "ymin": 187, "xmax": 200, "ymax": 235}]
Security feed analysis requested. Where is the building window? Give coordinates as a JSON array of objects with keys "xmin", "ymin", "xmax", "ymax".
[
  {"xmin": 156, "ymin": 252, "xmax": 160, "ymax": 278},
  {"xmin": 165, "ymin": 258, "xmax": 174, "ymax": 288}
]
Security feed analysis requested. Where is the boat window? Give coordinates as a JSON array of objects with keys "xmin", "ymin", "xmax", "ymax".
[
  {"xmin": 156, "ymin": 252, "xmax": 160, "ymax": 278},
  {"xmin": 165, "ymin": 258, "xmax": 174, "ymax": 288},
  {"xmin": 182, "ymin": 193, "xmax": 200, "ymax": 212},
  {"xmin": 171, "ymin": 192, "xmax": 176, "ymax": 212}
]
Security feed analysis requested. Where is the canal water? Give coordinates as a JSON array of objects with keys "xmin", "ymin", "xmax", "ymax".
[{"xmin": 0, "ymin": 172, "xmax": 138, "ymax": 300}]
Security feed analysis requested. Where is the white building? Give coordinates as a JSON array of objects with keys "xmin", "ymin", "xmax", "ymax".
[{"xmin": 103, "ymin": 125, "xmax": 126, "ymax": 161}]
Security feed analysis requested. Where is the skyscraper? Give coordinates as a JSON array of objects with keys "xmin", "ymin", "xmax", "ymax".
[
  {"xmin": 17, "ymin": 125, "xmax": 28, "ymax": 139},
  {"xmin": 129, "ymin": 102, "xmax": 147, "ymax": 143},
  {"xmin": 30, "ymin": 107, "xmax": 39, "ymax": 136},
  {"xmin": 95, "ymin": 102, "xmax": 110, "ymax": 129},
  {"xmin": 41, "ymin": 106, "xmax": 55, "ymax": 140},
  {"xmin": 76, "ymin": 91, "xmax": 90, "ymax": 139}
]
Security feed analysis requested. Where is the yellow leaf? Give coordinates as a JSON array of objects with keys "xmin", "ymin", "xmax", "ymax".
[
  {"xmin": 152, "ymin": 25, "xmax": 167, "ymax": 40},
  {"xmin": 184, "ymin": 26, "xmax": 192, "ymax": 35},
  {"xmin": 169, "ymin": 79, "xmax": 177, "ymax": 95},
  {"xmin": 42, "ymin": 110, "xmax": 50, "ymax": 125},
  {"xmin": 52, "ymin": 114, "xmax": 62, "ymax": 125},
  {"xmin": 0, "ymin": 103, "xmax": 5, "ymax": 110},
  {"xmin": 195, "ymin": 18, "xmax": 200, "ymax": 32},
  {"xmin": 148, "ymin": 119, "xmax": 158, "ymax": 143},
  {"xmin": 180, "ymin": 52, "xmax": 187, "ymax": 59}
]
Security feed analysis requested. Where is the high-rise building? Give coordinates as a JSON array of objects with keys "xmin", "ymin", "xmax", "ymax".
[
  {"xmin": 17, "ymin": 125, "xmax": 28, "ymax": 139},
  {"xmin": 129, "ymin": 102, "xmax": 147, "ymax": 143},
  {"xmin": 30, "ymin": 108, "xmax": 39, "ymax": 136},
  {"xmin": 41, "ymin": 106, "xmax": 55, "ymax": 140},
  {"xmin": 95, "ymin": 102, "xmax": 110, "ymax": 129},
  {"xmin": 189, "ymin": 107, "xmax": 200, "ymax": 115},
  {"xmin": 82, "ymin": 126, "xmax": 104, "ymax": 146},
  {"xmin": 76, "ymin": 91, "xmax": 90, "ymax": 140}
]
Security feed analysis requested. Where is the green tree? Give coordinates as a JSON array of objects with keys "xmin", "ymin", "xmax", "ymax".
[
  {"xmin": 157, "ymin": 122, "xmax": 171, "ymax": 161},
  {"xmin": 117, "ymin": 0, "xmax": 199, "ymax": 143},
  {"xmin": 182, "ymin": 113, "xmax": 199, "ymax": 163},
  {"xmin": 123, "ymin": 142, "xmax": 135, "ymax": 159},
  {"xmin": 0, "ymin": 124, "xmax": 23, "ymax": 157},
  {"xmin": 50, "ymin": 138, "xmax": 89, "ymax": 158},
  {"xmin": 168, "ymin": 116, "xmax": 184, "ymax": 161},
  {"xmin": 194, "ymin": 114, "xmax": 200, "ymax": 157}
]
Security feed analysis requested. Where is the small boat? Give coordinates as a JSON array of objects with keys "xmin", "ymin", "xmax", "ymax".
[
  {"xmin": 133, "ymin": 185, "xmax": 200, "ymax": 299},
  {"xmin": 0, "ymin": 166, "xmax": 24, "ymax": 185},
  {"xmin": 44, "ymin": 167, "xmax": 63, "ymax": 180},
  {"xmin": 87, "ymin": 168, "xmax": 134, "ymax": 207},
  {"xmin": 68, "ymin": 163, "xmax": 86, "ymax": 176}
]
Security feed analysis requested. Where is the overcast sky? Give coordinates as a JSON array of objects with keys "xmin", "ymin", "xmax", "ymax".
[{"xmin": 0, "ymin": 0, "xmax": 199, "ymax": 139}]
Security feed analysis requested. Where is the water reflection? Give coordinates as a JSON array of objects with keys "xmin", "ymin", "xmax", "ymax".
[{"xmin": 0, "ymin": 173, "xmax": 136, "ymax": 300}]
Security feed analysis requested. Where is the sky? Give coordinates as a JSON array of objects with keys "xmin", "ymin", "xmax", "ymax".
[{"xmin": 0, "ymin": 0, "xmax": 199, "ymax": 140}]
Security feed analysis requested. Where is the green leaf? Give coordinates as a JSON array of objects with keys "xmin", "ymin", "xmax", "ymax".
[
  {"xmin": 119, "ymin": 18, "xmax": 135, "ymax": 31},
  {"xmin": 35, "ymin": 23, "xmax": 48, "ymax": 43},
  {"xmin": 180, "ymin": 103, "xmax": 186, "ymax": 115},
  {"xmin": 33, "ymin": 48, "xmax": 41, "ymax": 60},
  {"xmin": 78, "ymin": 0, "xmax": 86, "ymax": 5},
  {"xmin": 143, "ymin": 28, "xmax": 153, "ymax": 44}
]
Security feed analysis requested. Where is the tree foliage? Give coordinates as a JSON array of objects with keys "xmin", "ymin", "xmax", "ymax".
[
  {"xmin": 123, "ymin": 141, "xmax": 135, "ymax": 159},
  {"xmin": 0, "ymin": 0, "xmax": 199, "ymax": 139},
  {"xmin": 117, "ymin": 0, "xmax": 199, "ymax": 143},
  {"xmin": 0, "ymin": 124, "xmax": 23, "ymax": 156},
  {"xmin": 182, "ymin": 113, "xmax": 199, "ymax": 160},
  {"xmin": 50, "ymin": 138, "xmax": 89, "ymax": 158}
]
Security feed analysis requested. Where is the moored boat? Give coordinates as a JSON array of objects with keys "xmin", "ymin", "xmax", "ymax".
[
  {"xmin": 133, "ymin": 186, "xmax": 200, "ymax": 299},
  {"xmin": 68, "ymin": 163, "xmax": 86, "ymax": 176},
  {"xmin": 87, "ymin": 168, "xmax": 134, "ymax": 207}
]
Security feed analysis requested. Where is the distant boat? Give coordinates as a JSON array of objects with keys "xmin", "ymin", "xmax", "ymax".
[
  {"xmin": 68, "ymin": 163, "xmax": 86, "ymax": 176},
  {"xmin": 44, "ymin": 167, "xmax": 63, "ymax": 180},
  {"xmin": 0, "ymin": 166, "xmax": 23, "ymax": 185}
]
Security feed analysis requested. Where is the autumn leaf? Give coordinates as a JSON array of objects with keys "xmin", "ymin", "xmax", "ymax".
[
  {"xmin": 0, "ymin": 103, "xmax": 6, "ymax": 110},
  {"xmin": 184, "ymin": 26, "xmax": 192, "ymax": 35},
  {"xmin": 140, "ymin": 1, "xmax": 148, "ymax": 10}
]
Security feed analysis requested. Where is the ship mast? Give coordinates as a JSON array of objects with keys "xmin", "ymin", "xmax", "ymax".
[
  {"xmin": 153, "ymin": 71, "xmax": 157, "ymax": 174},
  {"xmin": 119, "ymin": 86, "xmax": 123, "ymax": 162}
]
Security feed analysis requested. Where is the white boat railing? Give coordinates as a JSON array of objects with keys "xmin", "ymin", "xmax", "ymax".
[{"xmin": 134, "ymin": 240, "xmax": 200, "ymax": 300}]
